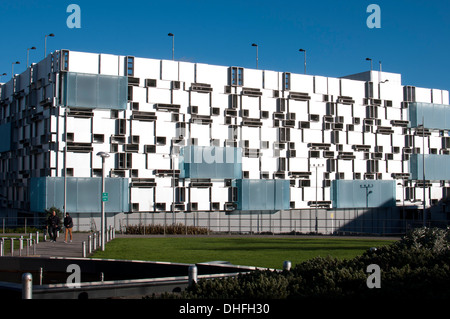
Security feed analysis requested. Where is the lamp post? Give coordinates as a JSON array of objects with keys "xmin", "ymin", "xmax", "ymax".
[
  {"xmin": 417, "ymin": 118, "xmax": 426, "ymax": 227},
  {"xmin": 251, "ymin": 43, "xmax": 258, "ymax": 69},
  {"xmin": 312, "ymin": 163, "xmax": 324, "ymax": 233},
  {"xmin": 168, "ymin": 33, "xmax": 174, "ymax": 60},
  {"xmin": 96, "ymin": 152, "xmax": 110, "ymax": 251},
  {"xmin": 366, "ymin": 58, "xmax": 373, "ymax": 71},
  {"xmin": 360, "ymin": 184, "xmax": 374, "ymax": 209},
  {"xmin": 299, "ymin": 49, "xmax": 306, "ymax": 75},
  {"xmin": 11, "ymin": 62, "xmax": 20, "ymax": 78},
  {"xmin": 44, "ymin": 33, "xmax": 55, "ymax": 58},
  {"xmin": 27, "ymin": 47, "xmax": 36, "ymax": 67}
]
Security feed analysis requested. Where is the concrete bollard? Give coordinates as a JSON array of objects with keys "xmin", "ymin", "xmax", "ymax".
[
  {"xmin": 10, "ymin": 238, "xmax": 14, "ymax": 256},
  {"xmin": 88, "ymin": 235, "xmax": 92, "ymax": 254},
  {"xmin": 22, "ymin": 273, "xmax": 33, "ymax": 299},
  {"xmin": 19, "ymin": 237, "xmax": 23, "ymax": 255},
  {"xmin": 283, "ymin": 261, "xmax": 292, "ymax": 271},
  {"xmin": 82, "ymin": 241, "xmax": 86, "ymax": 258},
  {"xmin": 39, "ymin": 268, "xmax": 43, "ymax": 285},
  {"xmin": 188, "ymin": 265, "xmax": 198, "ymax": 287},
  {"xmin": 36, "ymin": 231, "xmax": 39, "ymax": 244},
  {"xmin": 32, "ymin": 239, "xmax": 36, "ymax": 255},
  {"xmin": 0, "ymin": 240, "xmax": 3, "ymax": 257},
  {"xmin": 93, "ymin": 233, "xmax": 97, "ymax": 251}
]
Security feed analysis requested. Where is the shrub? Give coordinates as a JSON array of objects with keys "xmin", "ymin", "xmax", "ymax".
[{"xmin": 125, "ymin": 223, "xmax": 209, "ymax": 235}]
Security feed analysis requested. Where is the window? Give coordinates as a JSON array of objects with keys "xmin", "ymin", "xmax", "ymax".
[
  {"xmin": 230, "ymin": 67, "xmax": 244, "ymax": 86},
  {"xmin": 93, "ymin": 134, "xmax": 104, "ymax": 143},
  {"xmin": 118, "ymin": 119, "xmax": 126, "ymax": 135},
  {"xmin": 118, "ymin": 153, "xmax": 132, "ymax": 169},
  {"xmin": 61, "ymin": 50, "xmax": 69, "ymax": 71},
  {"xmin": 365, "ymin": 82, "xmax": 374, "ymax": 98},
  {"xmin": 283, "ymin": 72, "xmax": 291, "ymax": 91},
  {"xmin": 126, "ymin": 56, "xmax": 134, "ymax": 76},
  {"xmin": 176, "ymin": 187, "xmax": 185, "ymax": 202}
]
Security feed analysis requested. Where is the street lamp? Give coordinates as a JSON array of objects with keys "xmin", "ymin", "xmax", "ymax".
[
  {"xmin": 168, "ymin": 33, "xmax": 174, "ymax": 60},
  {"xmin": 27, "ymin": 47, "xmax": 36, "ymax": 67},
  {"xmin": 96, "ymin": 151, "xmax": 110, "ymax": 251},
  {"xmin": 417, "ymin": 118, "xmax": 426, "ymax": 227},
  {"xmin": 360, "ymin": 184, "xmax": 374, "ymax": 208},
  {"xmin": 299, "ymin": 49, "xmax": 306, "ymax": 75},
  {"xmin": 366, "ymin": 58, "xmax": 373, "ymax": 71},
  {"xmin": 311, "ymin": 163, "xmax": 324, "ymax": 233},
  {"xmin": 11, "ymin": 61, "xmax": 20, "ymax": 78},
  {"xmin": 44, "ymin": 33, "xmax": 55, "ymax": 58},
  {"xmin": 251, "ymin": 43, "xmax": 258, "ymax": 69}
]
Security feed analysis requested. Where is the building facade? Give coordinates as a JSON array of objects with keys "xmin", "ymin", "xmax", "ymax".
[{"xmin": 1, "ymin": 50, "xmax": 449, "ymax": 233}]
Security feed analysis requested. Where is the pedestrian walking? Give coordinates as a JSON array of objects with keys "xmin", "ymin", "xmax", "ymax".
[
  {"xmin": 64, "ymin": 213, "xmax": 73, "ymax": 243},
  {"xmin": 48, "ymin": 210, "xmax": 59, "ymax": 242}
]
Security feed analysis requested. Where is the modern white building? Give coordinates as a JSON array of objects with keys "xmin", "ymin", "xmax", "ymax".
[{"xmin": 1, "ymin": 49, "xmax": 449, "ymax": 234}]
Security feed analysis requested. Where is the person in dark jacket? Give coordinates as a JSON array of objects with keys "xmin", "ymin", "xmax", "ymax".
[
  {"xmin": 48, "ymin": 210, "xmax": 59, "ymax": 242},
  {"xmin": 64, "ymin": 213, "xmax": 73, "ymax": 243}
]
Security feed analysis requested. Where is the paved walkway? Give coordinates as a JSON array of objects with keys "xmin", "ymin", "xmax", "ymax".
[
  {"xmin": 2, "ymin": 232, "xmax": 95, "ymax": 258},
  {"xmin": 34, "ymin": 232, "xmax": 93, "ymax": 258}
]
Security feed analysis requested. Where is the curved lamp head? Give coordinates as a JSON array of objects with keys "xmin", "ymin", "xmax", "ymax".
[{"xmin": 96, "ymin": 151, "xmax": 110, "ymax": 158}]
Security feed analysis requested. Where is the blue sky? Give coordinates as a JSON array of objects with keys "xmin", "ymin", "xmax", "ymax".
[{"xmin": 1, "ymin": 0, "xmax": 449, "ymax": 91}]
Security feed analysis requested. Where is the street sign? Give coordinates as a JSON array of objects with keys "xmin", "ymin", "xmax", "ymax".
[{"xmin": 102, "ymin": 192, "xmax": 108, "ymax": 202}]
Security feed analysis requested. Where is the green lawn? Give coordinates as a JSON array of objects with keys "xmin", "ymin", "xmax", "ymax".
[{"xmin": 91, "ymin": 237, "xmax": 396, "ymax": 269}]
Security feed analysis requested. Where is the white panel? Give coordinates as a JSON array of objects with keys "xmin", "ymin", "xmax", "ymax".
[
  {"xmin": 380, "ymin": 82, "xmax": 403, "ymax": 102},
  {"xmin": 68, "ymin": 118, "xmax": 91, "ymax": 142},
  {"xmin": 290, "ymin": 74, "xmax": 314, "ymax": 93},
  {"xmin": 260, "ymin": 157, "xmax": 277, "ymax": 172},
  {"xmin": 242, "ymin": 158, "xmax": 259, "ymax": 179},
  {"xmin": 196, "ymin": 63, "xmax": 228, "ymax": 87},
  {"xmin": 289, "ymin": 158, "xmax": 307, "ymax": 171},
  {"xmin": 132, "ymin": 87, "xmax": 147, "ymax": 103},
  {"xmin": 289, "ymin": 100, "xmax": 308, "ymax": 120},
  {"xmin": 244, "ymin": 69, "xmax": 263, "ymax": 88},
  {"xmin": 179, "ymin": 62, "xmax": 195, "ymax": 84},
  {"xmin": 190, "ymin": 124, "xmax": 209, "ymax": 146},
  {"xmin": 211, "ymin": 124, "xmax": 229, "ymax": 140},
  {"xmin": 211, "ymin": 187, "xmax": 228, "ymax": 203},
  {"xmin": 190, "ymin": 92, "xmax": 210, "ymax": 108},
  {"xmin": 99, "ymin": 54, "xmax": 119, "ymax": 76},
  {"xmin": 263, "ymin": 71, "xmax": 279, "ymax": 90},
  {"xmin": 432, "ymin": 89, "xmax": 443, "ymax": 104},
  {"xmin": 69, "ymin": 51, "xmax": 99, "ymax": 74},
  {"xmin": 161, "ymin": 60, "xmax": 178, "ymax": 81},
  {"xmin": 134, "ymin": 58, "xmax": 160, "ymax": 79},
  {"xmin": 132, "ymin": 188, "xmax": 154, "ymax": 211},
  {"xmin": 327, "ymin": 78, "xmax": 340, "ymax": 96},
  {"xmin": 340, "ymin": 78, "xmax": 364, "ymax": 98},
  {"xmin": 132, "ymin": 121, "xmax": 155, "ymax": 145},
  {"xmin": 148, "ymin": 88, "xmax": 171, "ymax": 104},
  {"xmin": 241, "ymin": 127, "xmax": 260, "ymax": 148},
  {"xmin": 314, "ymin": 76, "xmax": 328, "ymax": 94},
  {"xmin": 386, "ymin": 107, "xmax": 400, "ymax": 121},
  {"xmin": 415, "ymin": 87, "xmax": 432, "ymax": 103},
  {"xmin": 242, "ymin": 95, "xmax": 259, "ymax": 116},
  {"xmin": 212, "ymin": 93, "xmax": 229, "ymax": 109},
  {"xmin": 348, "ymin": 132, "xmax": 362, "ymax": 145},
  {"xmin": 442, "ymin": 91, "xmax": 449, "ymax": 104}
]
